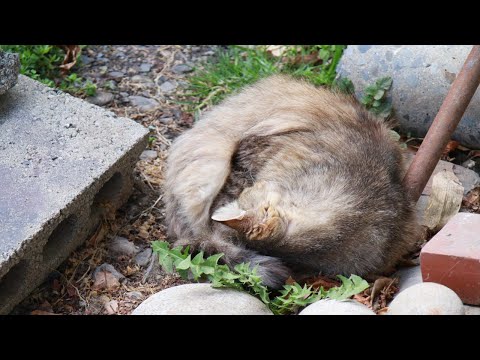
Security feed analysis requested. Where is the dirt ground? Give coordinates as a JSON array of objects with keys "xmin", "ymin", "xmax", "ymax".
[{"xmin": 12, "ymin": 45, "xmax": 219, "ymax": 315}]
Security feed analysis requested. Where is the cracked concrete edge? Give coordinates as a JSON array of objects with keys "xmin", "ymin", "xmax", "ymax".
[{"xmin": 0, "ymin": 50, "xmax": 20, "ymax": 95}]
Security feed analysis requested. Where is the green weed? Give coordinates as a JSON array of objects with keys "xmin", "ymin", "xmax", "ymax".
[
  {"xmin": 0, "ymin": 45, "xmax": 96, "ymax": 96},
  {"xmin": 152, "ymin": 240, "xmax": 369, "ymax": 315},
  {"xmin": 183, "ymin": 45, "xmax": 347, "ymax": 116}
]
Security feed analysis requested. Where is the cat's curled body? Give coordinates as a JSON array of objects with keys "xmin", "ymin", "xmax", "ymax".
[{"xmin": 165, "ymin": 75, "xmax": 418, "ymax": 288}]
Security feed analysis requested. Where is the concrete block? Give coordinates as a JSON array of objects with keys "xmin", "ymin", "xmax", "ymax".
[
  {"xmin": 0, "ymin": 75, "xmax": 149, "ymax": 314},
  {"xmin": 337, "ymin": 45, "xmax": 480, "ymax": 148}
]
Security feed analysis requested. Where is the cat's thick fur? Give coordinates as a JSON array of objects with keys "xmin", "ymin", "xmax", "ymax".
[{"xmin": 164, "ymin": 75, "xmax": 419, "ymax": 288}]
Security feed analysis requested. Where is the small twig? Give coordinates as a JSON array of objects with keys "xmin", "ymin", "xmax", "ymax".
[
  {"xmin": 140, "ymin": 172, "xmax": 155, "ymax": 191},
  {"xmin": 154, "ymin": 48, "xmax": 178, "ymax": 82},
  {"xmin": 50, "ymin": 268, "xmax": 89, "ymax": 307},
  {"xmin": 141, "ymin": 252, "xmax": 158, "ymax": 284},
  {"xmin": 195, "ymin": 86, "xmax": 225, "ymax": 111},
  {"xmin": 76, "ymin": 265, "xmax": 91, "ymax": 284},
  {"xmin": 130, "ymin": 194, "xmax": 163, "ymax": 223},
  {"xmin": 154, "ymin": 127, "xmax": 172, "ymax": 146},
  {"xmin": 149, "ymin": 194, "xmax": 163, "ymax": 211}
]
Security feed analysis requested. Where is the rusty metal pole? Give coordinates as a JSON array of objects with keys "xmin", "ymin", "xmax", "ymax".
[{"xmin": 403, "ymin": 45, "xmax": 480, "ymax": 202}]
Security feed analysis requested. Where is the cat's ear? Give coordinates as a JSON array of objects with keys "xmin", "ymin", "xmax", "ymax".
[{"xmin": 211, "ymin": 206, "xmax": 253, "ymax": 233}]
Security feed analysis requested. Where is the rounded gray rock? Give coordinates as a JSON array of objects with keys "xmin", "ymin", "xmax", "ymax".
[
  {"xmin": 86, "ymin": 92, "xmax": 114, "ymax": 106},
  {"xmin": 388, "ymin": 282, "xmax": 465, "ymax": 315},
  {"xmin": 0, "ymin": 50, "xmax": 20, "ymax": 95},
  {"xmin": 134, "ymin": 247, "xmax": 152, "ymax": 267},
  {"xmin": 139, "ymin": 150, "xmax": 158, "ymax": 161},
  {"xmin": 128, "ymin": 95, "xmax": 158, "ymax": 112},
  {"xmin": 172, "ymin": 64, "xmax": 193, "ymax": 74},
  {"xmin": 159, "ymin": 81, "xmax": 177, "ymax": 93},
  {"xmin": 131, "ymin": 283, "xmax": 273, "ymax": 315},
  {"xmin": 108, "ymin": 236, "xmax": 140, "ymax": 256},
  {"xmin": 336, "ymin": 45, "xmax": 480, "ymax": 148},
  {"xmin": 299, "ymin": 299, "xmax": 375, "ymax": 315}
]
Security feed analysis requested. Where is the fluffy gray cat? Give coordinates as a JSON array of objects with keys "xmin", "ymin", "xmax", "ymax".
[{"xmin": 164, "ymin": 75, "xmax": 419, "ymax": 288}]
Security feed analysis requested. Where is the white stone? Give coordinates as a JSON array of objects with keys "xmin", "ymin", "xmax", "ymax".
[
  {"xmin": 464, "ymin": 305, "xmax": 480, "ymax": 315},
  {"xmin": 299, "ymin": 299, "xmax": 375, "ymax": 315},
  {"xmin": 388, "ymin": 282, "xmax": 465, "ymax": 315},
  {"xmin": 131, "ymin": 283, "xmax": 273, "ymax": 315}
]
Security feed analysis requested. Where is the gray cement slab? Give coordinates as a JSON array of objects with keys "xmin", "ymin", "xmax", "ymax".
[{"xmin": 0, "ymin": 75, "xmax": 149, "ymax": 313}]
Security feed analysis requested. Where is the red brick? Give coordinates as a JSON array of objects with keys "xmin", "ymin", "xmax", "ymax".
[{"xmin": 420, "ymin": 212, "xmax": 480, "ymax": 305}]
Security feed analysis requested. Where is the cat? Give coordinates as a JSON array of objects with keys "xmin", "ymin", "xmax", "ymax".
[{"xmin": 164, "ymin": 75, "xmax": 419, "ymax": 289}]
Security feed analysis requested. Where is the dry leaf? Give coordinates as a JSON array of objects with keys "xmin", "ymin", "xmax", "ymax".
[
  {"xmin": 377, "ymin": 307, "xmax": 389, "ymax": 315},
  {"xmin": 422, "ymin": 170, "xmax": 464, "ymax": 232},
  {"xmin": 138, "ymin": 228, "xmax": 150, "ymax": 239},
  {"xmin": 266, "ymin": 45, "xmax": 287, "ymax": 57},
  {"xmin": 304, "ymin": 275, "xmax": 340, "ymax": 290},
  {"xmin": 285, "ymin": 276, "xmax": 297, "ymax": 285},
  {"xmin": 31, "ymin": 310, "xmax": 59, "ymax": 315},
  {"xmin": 353, "ymin": 293, "xmax": 372, "ymax": 307},
  {"xmin": 66, "ymin": 284, "xmax": 77, "ymax": 297},
  {"xmin": 98, "ymin": 201, "xmax": 117, "ymax": 222},
  {"xmin": 352, "ymin": 279, "xmax": 399, "ymax": 313},
  {"xmin": 288, "ymin": 53, "xmax": 322, "ymax": 67},
  {"xmin": 87, "ymin": 221, "xmax": 108, "ymax": 247},
  {"xmin": 468, "ymin": 150, "xmax": 480, "ymax": 159},
  {"xmin": 124, "ymin": 265, "xmax": 138, "ymax": 276},
  {"xmin": 51, "ymin": 279, "xmax": 61, "ymax": 292},
  {"xmin": 378, "ymin": 282, "xmax": 398, "ymax": 310},
  {"xmin": 457, "ymin": 144, "xmax": 470, "ymax": 151},
  {"xmin": 370, "ymin": 277, "xmax": 396, "ymax": 305},
  {"xmin": 58, "ymin": 45, "xmax": 81, "ymax": 75},
  {"xmin": 104, "ymin": 300, "xmax": 119, "ymax": 315},
  {"xmin": 443, "ymin": 140, "xmax": 459, "ymax": 156},
  {"xmin": 92, "ymin": 270, "xmax": 121, "ymax": 290},
  {"xmin": 463, "ymin": 187, "xmax": 480, "ymax": 211}
]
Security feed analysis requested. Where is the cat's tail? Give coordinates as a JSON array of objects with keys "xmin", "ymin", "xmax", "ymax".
[
  {"xmin": 164, "ymin": 124, "xmax": 236, "ymax": 239},
  {"xmin": 241, "ymin": 253, "xmax": 292, "ymax": 289}
]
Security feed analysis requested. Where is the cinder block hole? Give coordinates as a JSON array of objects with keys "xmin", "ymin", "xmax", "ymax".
[
  {"xmin": 0, "ymin": 260, "xmax": 29, "ymax": 299},
  {"xmin": 94, "ymin": 172, "xmax": 124, "ymax": 205},
  {"xmin": 90, "ymin": 172, "xmax": 124, "ymax": 217},
  {"xmin": 43, "ymin": 215, "xmax": 77, "ymax": 259}
]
